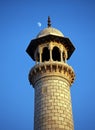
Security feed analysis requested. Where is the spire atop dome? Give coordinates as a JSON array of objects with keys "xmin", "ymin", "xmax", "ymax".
[{"xmin": 47, "ymin": 16, "xmax": 51, "ymax": 27}]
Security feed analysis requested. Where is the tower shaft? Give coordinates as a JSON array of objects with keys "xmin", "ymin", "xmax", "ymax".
[{"xmin": 29, "ymin": 62, "xmax": 75, "ymax": 130}]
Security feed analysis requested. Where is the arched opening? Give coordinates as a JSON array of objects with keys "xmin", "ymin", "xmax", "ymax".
[
  {"xmin": 63, "ymin": 52, "xmax": 65, "ymax": 62},
  {"xmin": 36, "ymin": 52, "xmax": 39, "ymax": 62},
  {"xmin": 42, "ymin": 47, "xmax": 50, "ymax": 62},
  {"xmin": 52, "ymin": 47, "xmax": 61, "ymax": 61}
]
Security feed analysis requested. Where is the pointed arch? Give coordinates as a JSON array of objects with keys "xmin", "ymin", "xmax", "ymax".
[
  {"xmin": 42, "ymin": 47, "xmax": 50, "ymax": 62},
  {"xmin": 52, "ymin": 47, "xmax": 61, "ymax": 61}
]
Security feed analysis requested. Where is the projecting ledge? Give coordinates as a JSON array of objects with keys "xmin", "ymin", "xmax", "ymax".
[{"xmin": 29, "ymin": 61, "xmax": 75, "ymax": 86}]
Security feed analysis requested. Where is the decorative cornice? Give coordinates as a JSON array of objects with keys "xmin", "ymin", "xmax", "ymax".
[
  {"xmin": 29, "ymin": 62, "xmax": 75, "ymax": 86},
  {"xmin": 26, "ymin": 35, "xmax": 75, "ymax": 61}
]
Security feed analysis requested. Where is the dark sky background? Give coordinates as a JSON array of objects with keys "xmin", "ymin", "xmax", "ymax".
[{"xmin": 0, "ymin": 0, "xmax": 95, "ymax": 130}]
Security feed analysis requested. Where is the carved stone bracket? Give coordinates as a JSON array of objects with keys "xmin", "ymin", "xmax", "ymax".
[{"xmin": 29, "ymin": 61, "xmax": 75, "ymax": 86}]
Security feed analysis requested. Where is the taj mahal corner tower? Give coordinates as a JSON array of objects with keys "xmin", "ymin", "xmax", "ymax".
[{"xmin": 26, "ymin": 17, "xmax": 75, "ymax": 130}]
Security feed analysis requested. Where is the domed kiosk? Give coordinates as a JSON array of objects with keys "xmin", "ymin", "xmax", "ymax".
[
  {"xmin": 37, "ymin": 27, "xmax": 64, "ymax": 38},
  {"xmin": 26, "ymin": 16, "xmax": 75, "ymax": 62}
]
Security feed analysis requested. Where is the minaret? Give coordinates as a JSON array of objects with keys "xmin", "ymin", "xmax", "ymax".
[{"xmin": 26, "ymin": 17, "xmax": 75, "ymax": 130}]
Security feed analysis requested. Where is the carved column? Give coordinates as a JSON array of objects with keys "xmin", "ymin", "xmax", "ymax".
[
  {"xmin": 38, "ymin": 46, "xmax": 42, "ymax": 63},
  {"xmin": 49, "ymin": 42, "xmax": 53, "ymax": 61}
]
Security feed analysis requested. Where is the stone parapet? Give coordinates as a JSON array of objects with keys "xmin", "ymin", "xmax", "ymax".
[{"xmin": 29, "ymin": 61, "xmax": 75, "ymax": 86}]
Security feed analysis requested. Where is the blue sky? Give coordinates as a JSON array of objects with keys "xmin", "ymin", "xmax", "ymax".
[{"xmin": 0, "ymin": 0, "xmax": 95, "ymax": 130}]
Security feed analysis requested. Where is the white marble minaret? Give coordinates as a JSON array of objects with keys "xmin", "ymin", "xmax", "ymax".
[{"xmin": 26, "ymin": 17, "xmax": 75, "ymax": 130}]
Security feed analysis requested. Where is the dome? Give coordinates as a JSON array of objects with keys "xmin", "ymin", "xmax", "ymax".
[{"xmin": 36, "ymin": 27, "xmax": 64, "ymax": 38}]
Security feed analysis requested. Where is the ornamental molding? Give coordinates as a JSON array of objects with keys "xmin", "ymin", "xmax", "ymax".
[{"xmin": 29, "ymin": 62, "xmax": 75, "ymax": 86}]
